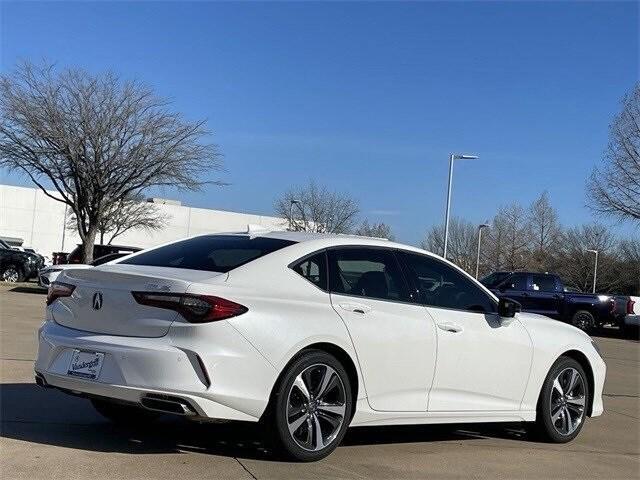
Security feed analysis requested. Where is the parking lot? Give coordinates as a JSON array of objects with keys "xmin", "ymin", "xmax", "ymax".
[{"xmin": 1, "ymin": 283, "xmax": 638, "ymax": 480}]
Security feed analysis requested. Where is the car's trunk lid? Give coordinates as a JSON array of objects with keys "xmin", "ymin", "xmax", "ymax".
[{"xmin": 51, "ymin": 265, "xmax": 225, "ymax": 337}]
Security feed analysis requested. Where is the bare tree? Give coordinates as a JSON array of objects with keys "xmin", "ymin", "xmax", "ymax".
[
  {"xmin": 274, "ymin": 180, "xmax": 359, "ymax": 234},
  {"xmin": 618, "ymin": 237, "xmax": 640, "ymax": 294},
  {"xmin": 527, "ymin": 191, "xmax": 561, "ymax": 270},
  {"xmin": 422, "ymin": 217, "xmax": 477, "ymax": 273},
  {"xmin": 556, "ymin": 223, "xmax": 621, "ymax": 293},
  {"xmin": 486, "ymin": 203, "xmax": 530, "ymax": 271},
  {"xmin": 68, "ymin": 195, "xmax": 167, "ymax": 245},
  {"xmin": 355, "ymin": 220, "xmax": 395, "ymax": 240},
  {"xmin": 587, "ymin": 83, "xmax": 640, "ymax": 223},
  {"xmin": 0, "ymin": 62, "xmax": 221, "ymax": 261}
]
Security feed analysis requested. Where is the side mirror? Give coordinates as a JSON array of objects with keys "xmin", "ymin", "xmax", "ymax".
[{"xmin": 498, "ymin": 297, "xmax": 521, "ymax": 318}]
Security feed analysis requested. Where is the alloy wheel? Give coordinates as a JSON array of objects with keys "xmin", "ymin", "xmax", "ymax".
[
  {"xmin": 2, "ymin": 267, "xmax": 19, "ymax": 283},
  {"xmin": 286, "ymin": 363, "xmax": 347, "ymax": 452},
  {"xmin": 572, "ymin": 312, "xmax": 592, "ymax": 331},
  {"xmin": 549, "ymin": 367, "xmax": 586, "ymax": 436}
]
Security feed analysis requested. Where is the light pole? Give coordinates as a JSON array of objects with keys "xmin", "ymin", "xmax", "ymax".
[
  {"xmin": 586, "ymin": 249, "xmax": 598, "ymax": 294},
  {"xmin": 475, "ymin": 223, "xmax": 490, "ymax": 279},
  {"xmin": 443, "ymin": 153, "xmax": 479, "ymax": 259}
]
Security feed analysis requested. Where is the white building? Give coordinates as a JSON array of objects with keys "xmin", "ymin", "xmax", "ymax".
[{"xmin": 0, "ymin": 184, "xmax": 287, "ymax": 258}]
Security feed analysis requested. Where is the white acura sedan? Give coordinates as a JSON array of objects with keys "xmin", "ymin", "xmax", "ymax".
[{"xmin": 35, "ymin": 231, "xmax": 606, "ymax": 461}]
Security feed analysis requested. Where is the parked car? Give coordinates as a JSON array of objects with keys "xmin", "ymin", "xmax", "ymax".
[
  {"xmin": 64, "ymin": 244, "xmax": 141, "ymax": 264},
  {"xmin": 483, "ymin": 271, "xmax": 630, "ymax": 332},
  {"xmin": 36, "ymin": 231, "xmax": 605, "ymax": 461},
  {"xmin": 0, "ymin": 239, "xmax": 44, "ymax": 282},
  {"xmin": 38, "ymin": 252, "xmax": 133, "ymax": 288}
]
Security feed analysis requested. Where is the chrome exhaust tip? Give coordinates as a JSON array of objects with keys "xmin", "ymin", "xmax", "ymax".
[
  {"xmin": 35, "ymin": 372, "xmax": 48, "ymax": 388},
  {"xmin": 140, "ymin": 394, "xmax": 197, "ymax": 416}
]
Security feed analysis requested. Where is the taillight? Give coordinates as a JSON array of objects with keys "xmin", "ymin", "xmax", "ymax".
[
  {"xmin": 628, "ymin": 299, "xmax": 636, "ymax": 315},
  {"xmin": 131, "ymin": 292, "xmax": 247, "ymax": 323},
  {"xmin": 46, "ymin": 282, "xmax": 76, "ymax": 305}
]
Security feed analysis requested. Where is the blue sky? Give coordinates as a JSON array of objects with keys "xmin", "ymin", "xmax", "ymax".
[{"xmin": 1, "ymin": 1, "xmax": 638, "ymax": 244}]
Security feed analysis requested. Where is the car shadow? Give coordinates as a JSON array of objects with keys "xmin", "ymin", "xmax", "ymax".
[
  {"xmin": 592, "ymin": 327, "xmax": 639, "ymax": 342},
  {"xmin": 1, "ymin": 382, "xmax": 532, "ymax": 461},
  {"xmin": 8, "ymin": 286, "xmax": 47, "ymax": 294}
]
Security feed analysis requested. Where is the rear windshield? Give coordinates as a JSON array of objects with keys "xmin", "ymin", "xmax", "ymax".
[{"xmin": 119, "ymin": 235, "xmax": 295, "ymax": 273}]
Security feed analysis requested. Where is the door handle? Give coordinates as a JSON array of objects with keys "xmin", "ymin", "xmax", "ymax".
[
  {"xmin": 338, "ymin": 302, "xmax": 371, "ymax": 314},
  {"xmin": 437, "ymin": 322, "xmax": 463, "ymax": 333}
]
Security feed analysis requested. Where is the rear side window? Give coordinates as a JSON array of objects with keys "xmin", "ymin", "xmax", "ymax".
[
  {"xmin": 120, "ymin": 235, "xmax": 295, "ymax": 273},
  {"xmin": 291, "ymin": 251, "xmax": 328, "ymax": 291},
  {"xmin": 328, "ymin": 248, "xmax": 410, "ymax": 302}
]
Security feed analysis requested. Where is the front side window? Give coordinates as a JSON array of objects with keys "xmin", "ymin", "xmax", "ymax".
[
  {"xmin": 291, "ymin": 251, "xmax": 328, "ymax": 291},
  {"xmin": 499, "ymin": 273, "xmax": 528, "ymax": 291},
  {"xmin": 328, "ymin": 248, "xmax": 410, "ymax": 302},
  {"xmin": 531, "ymin": 274, "xmax": 556, "ymax": 292},
  {"xmin": 398, "ymin": 251, "xmax": 497, "ymax": 313},
  {"xmin": 480, "ymin": 271, "xmax": 511, "ymax": 288},
  {"xmin": 120, "ymin": 235, "xmax": 295, "ymax": 273}
]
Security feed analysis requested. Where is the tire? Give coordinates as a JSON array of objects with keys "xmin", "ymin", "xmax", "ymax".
[
  {"xmin": 1, "ymin": 264, "xmax": 24, "ymax": 283},
  {"xmin": 91, "ymin": 398, "xmax": 159, "ymax": 425},
  {"xmin": 532, "ymin": 357, "xmax": 589, "ymax": 443},
  {"xmin": 571, "ymin": 310, "xmax": 595, "ymax": 333},
  {"xmin": 267, "ymin": 350, "xmax": 353, "ymax": 462}
]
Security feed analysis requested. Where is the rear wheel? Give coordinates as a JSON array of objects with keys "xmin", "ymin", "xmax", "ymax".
[
  {"xmin": 571, "ymin": 310, "xmax": 595, "ymax": 333},
  {"xmin": 268, "ymin": 350, "xmax": 353, "ymax": 462},
  {"xmin": 91, "ymin": 398, "xmax": 159, "ymax": 425},
  {"xmin": 1, "ymin": 264, "xmax": 24, "ymax": 283},
  {"xmin": 532, "ymin": 357, "xmax": 589, "ymax": 443}
]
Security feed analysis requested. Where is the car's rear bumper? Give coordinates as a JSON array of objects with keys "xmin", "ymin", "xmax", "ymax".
[
  {"xmin": 35, "ymin": 320, "xmax": 278, "ymax": 422},
  {"xmin": 624, "ymin": 314, "xmax": 640, "ymax": 327}
]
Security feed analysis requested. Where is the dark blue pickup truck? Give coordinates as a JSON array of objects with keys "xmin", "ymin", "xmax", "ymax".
[{"xmin": 481, "ymin": 271, "xmax": 630, "ymax": 332}]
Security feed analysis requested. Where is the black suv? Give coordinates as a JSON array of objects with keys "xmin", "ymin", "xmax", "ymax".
[{"xmin": 0, "ymin": 240, "xmax": 44, "ymax": 282}]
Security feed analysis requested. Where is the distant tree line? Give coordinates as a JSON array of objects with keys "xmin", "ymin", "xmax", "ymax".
[{"xmin": 423, "ymin": 192, "xmax": 639, "ymax": 295}]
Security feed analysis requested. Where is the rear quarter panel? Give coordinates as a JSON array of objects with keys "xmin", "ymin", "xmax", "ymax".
[
  {"xmin": 190, "ymin": 243, "xmax": 366, "ymax": 401},
  {"xmin": 563, "ymin": 294, "xmax": 609, "ymax": 322}
]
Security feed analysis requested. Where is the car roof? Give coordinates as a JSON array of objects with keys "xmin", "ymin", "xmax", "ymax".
[{"xmin": 206, "ymin": 229, "xmax": 437, "ymax": 257}]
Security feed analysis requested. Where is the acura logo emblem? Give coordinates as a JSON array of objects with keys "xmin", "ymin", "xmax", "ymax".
[{"xmin": 92, "ymin": 292, "xmax": 103, "ymax": 310}]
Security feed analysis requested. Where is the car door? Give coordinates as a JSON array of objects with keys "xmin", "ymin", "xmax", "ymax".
[
  {"xmin": 398, "ymin": 251, "xmax": 532, "ymax": 412},
  {"xmin": 327, "ymin": 247, "xmax": 437, "ymax": 412},
  {"xmin": 529, "ymin": 274, "xmax": 563, "ymax": 318}
]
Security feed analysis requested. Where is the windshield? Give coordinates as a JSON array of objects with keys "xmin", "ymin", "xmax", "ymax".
[{"xmin": 119, "ymin": 235, "xmax": 295, "ymax": 273}]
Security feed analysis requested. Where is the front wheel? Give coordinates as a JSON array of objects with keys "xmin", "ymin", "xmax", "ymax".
[
  {"xmin": 532, "ymin": 357, "xmax": 589, "ymax": 443},
  {"xmin": 1, "ymin": 264, "xmax": 24, "ymax": 283},
  {"xmin": 268, "ymin": 350, "xmax": 353, "ymax": 462}
]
